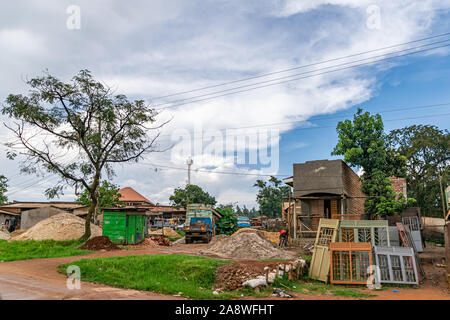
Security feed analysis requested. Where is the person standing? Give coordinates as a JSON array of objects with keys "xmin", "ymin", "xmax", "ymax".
[{"xmin": 279, "ymin": 229, "xmax": 289, "ymax": 248}]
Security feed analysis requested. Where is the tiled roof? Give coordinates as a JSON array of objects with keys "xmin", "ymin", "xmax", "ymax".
[{"xmin": 118, "ymin": 187, "xmax": 154, "ymax": 205}]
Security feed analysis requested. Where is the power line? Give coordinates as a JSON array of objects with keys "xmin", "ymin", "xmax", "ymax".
[
  {"xmin": 154, "ymin": 42, "xmax": 450, "ymax": 111},
  {"xmin": 6, "ymin": 175, "xmax": 59, "ymax": 197},
  {"xmin": 6, "ymin": 110, "xmax": 449, "ymax": 191},
  {"xmin": 153, "ymin": 102, "xmax": 450, "ymax": 142},
  {"xmin": 153, "ymin": 105, "xmax": 450, "ymax": 144},
  {"xmin": 142, "ymin": 162, "xmax": 290, "ymax": 177},
  {"xmin": 5, "ymin": 154, "xmax": 81, "ymax": 197},
  {"xmin": 141, "ymin": 112, "xmax": 450, "ymax": 178},
  {"xmin": 4, "ymin": 113, "xmax": 448, "ymax": 195},
  {"xmin": 151, "ymin": 32, "xmax": 450, "ymax": 101},
  {"xmin": 153, "ymin": 38, "xmax": 450, "ymax": 109}
]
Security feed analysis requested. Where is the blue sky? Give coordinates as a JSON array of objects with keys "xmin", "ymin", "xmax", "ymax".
[
  {"xmin": 0, "ymin": 1, "xmax": 449, "ymax": 207},
  {"xmin": 279, "ymin": 53, "xmax": 450, "ymax": 175}
]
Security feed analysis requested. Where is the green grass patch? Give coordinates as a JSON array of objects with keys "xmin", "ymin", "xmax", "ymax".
[
  {"xmin": 58, "ymin": 254, "xmax": 242, "ymax": 299},
  {"xmin": 164, "ymin": 235, "xmax": 179, "ymax": 242},
  {"xmin": 297, "ymin": 254, "xmax": 312, "ymax": 263},
  {"xmin": 0, "ymin": 239, "xmax": 90, "ymax": 262},
  {"xmin": 273, "ymin": 276, "xmax": 376, "ymax": 298},
  {"xmin": 425, "ymin": 240, "xmax": 445, "ymax": 246},
  {"xmin": 176, "ymin": 230, "xmax": 185, "ymax": 237}
]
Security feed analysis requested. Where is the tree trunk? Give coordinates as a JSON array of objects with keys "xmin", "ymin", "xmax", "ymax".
[{"xmin": 80, "ymin": 175, "xmax": 100, "ymax": 241}]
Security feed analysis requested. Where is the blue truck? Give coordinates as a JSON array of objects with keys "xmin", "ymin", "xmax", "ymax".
[
  {"xmin": 237, "ymin": 216, "xmax": 251, "ymax": 228},
  {"xmin": 185, "ymin": 204, "xmax": 217, "ymax": 244}
]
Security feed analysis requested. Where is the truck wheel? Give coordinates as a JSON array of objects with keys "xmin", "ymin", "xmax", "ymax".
[{"xmin": 185, "ymin": 238, "xmax": 191, "ymax": 244}]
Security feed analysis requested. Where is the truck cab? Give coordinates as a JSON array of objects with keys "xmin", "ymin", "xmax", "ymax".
[
  {"xmin": 185, "ymin": 204, "xmax": 217, "ymax": 244},
  {"xmin": 237, "ymin": 216, "xmax": 251, "ymax": 228}
]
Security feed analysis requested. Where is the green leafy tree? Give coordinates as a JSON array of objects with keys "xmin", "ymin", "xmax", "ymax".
[
  {"xmin": 76, "ymin": 181, "xmax": 123, "ymax": 221},
  {"xmin": 2, "ymin": 70, "xmax": 166, "ymax": 240},
  {"xmin": 389, "ymin": 125, "xmax": 449, "ymax": 217},
  {"xmin": 332, "ymin": 108, "xmax": 414, "ymax": 217},
  {"xmin": 0, "ymin": 175, "xmax": 8, "ymax": 204},
  {"xmin": 253, "ymin": 176, "xmax": 289, "ymax": 218},
  {"xmin": 169, "ymin": 184, "xmax": 216, "ymax": 208},
  {"xmin": 215, "ymin": 207, "xmax": 238, "ymax": 235}
]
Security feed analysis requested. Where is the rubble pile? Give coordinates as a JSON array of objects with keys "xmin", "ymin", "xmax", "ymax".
[
  {"xmin": 79, "ymin": 236, "xmax": 121, "ymax": 251},
  {"xmin": 203, "ymin": 231, "xmax": 296, "ymax": 260},
  {"xmin": 150, "ymin": 235, "xmax": 172, "ymax": 246},
  {"xmin": 214, "ymin": 259, "xmax": 307, "ymax": 291},
  {"xmin": 11, "ymin": 213, "xmax": 102, "ymax": 241},
  {"xmin": 215, "ymin": 263, "xmax": 263, "ymax": 290}
]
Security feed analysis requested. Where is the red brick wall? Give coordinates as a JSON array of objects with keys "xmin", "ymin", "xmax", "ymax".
[
  {"xmin": 342, "ymin": 162, "xmax": 366, "ymax": 215},
  {"xmin": 389, "ymin": 177, "xmax": 407, "ymax": 199},
  {"xmin": 309, "ymin": 199, "xmax": 324, "ymax": 216}
]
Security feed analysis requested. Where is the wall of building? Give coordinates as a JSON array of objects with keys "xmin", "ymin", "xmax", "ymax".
[
  {"xmin": 293, "ymin": 160, "xmax": 345, "ymax": 197},
  {"xmin": 21, "ymin": 207, "xmax": 67, "ymax": 229},
  {"xmin": 341, "ymin": 162, "xmax": 366, "ymax": 215},
  {"xmin": 308, "ymin": 199, "xmax": 324, "ymax": 216}
]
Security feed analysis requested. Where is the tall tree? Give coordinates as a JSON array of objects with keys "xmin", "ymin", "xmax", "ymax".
[
  {"xmin": 3, "ymin": 70, "xmax": 166, "ymax": 240},
  {"xmin": 389, "ymin": 125, "xmax": 450, "ymax": 217},
  {"xmin": 169, "ymin": 184, "xmax": 216, "ymax": 208},
  {"xmin": 0, "ymin": 175, "xmax": 8, "ymax": 204},
  {"xmin": 254, "ymin": 176, "xmax": 289, "ymax": 218},
  {"xmin": 332, "ymin": 108, "xmax": 414, "ymax": 217}
]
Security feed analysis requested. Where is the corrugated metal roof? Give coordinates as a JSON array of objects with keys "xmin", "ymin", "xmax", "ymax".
[{"xmin": 0, "ymin": 202, "xmax": 83, "ymax": 209}]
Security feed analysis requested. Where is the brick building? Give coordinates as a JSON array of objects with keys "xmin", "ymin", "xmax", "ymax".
[{"xmin": 283, "ymin": 159, "xmax": 366, "ymax": 238}]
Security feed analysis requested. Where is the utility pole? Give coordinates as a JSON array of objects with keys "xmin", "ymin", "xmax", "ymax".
[{"xmin": 186, "ymin": 157, "xmax": 193, "ymax": 186}]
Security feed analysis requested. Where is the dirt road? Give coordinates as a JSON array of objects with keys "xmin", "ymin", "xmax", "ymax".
[{"xmin": 0, "ymin": 243, "xmax": 449, "ymax": 300}]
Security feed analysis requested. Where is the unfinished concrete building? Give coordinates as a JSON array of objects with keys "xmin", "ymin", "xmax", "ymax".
[{"xmin": 283, "ymin": 159, "xmax": 366, "ymax": 238}]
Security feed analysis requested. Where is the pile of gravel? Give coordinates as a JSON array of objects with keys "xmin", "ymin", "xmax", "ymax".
[{"xmin": 202, "ymin": 231, "xmax": 295, "ymax": 260}]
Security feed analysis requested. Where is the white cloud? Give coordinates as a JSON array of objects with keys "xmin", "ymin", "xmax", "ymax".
[{"xmin": 1, "ymin": 0, "xmax": 450, "ymax": 207}]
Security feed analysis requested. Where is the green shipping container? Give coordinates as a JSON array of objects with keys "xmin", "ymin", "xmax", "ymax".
[{"xmin": 103, "ymin": 210, "xmax": 146, "ymax": 244}]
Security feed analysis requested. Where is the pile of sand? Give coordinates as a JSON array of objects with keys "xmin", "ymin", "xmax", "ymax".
[
  {"xmin": 0, "ymin": 225, "xmax": 10, "ymax": 240},
  {"xmin": 12, "ymin": 213, "xmax": 102, "ymax": 241},
  {"xmin": 79, "ymin": 236, "xmax": 121, "ymax": 251},
  {"xmin": 202, "ymin": 231, "xmax": 296, "ymax": 260},
  {"xmin": 148, "ymin": 227, "xmax": 181, "ymax": 239},
  {"xmin": 232, "ymin": 228, "xmax": 280, "ymax": 244},
  {"xmin": 10, "ymin": 229, "xmax": 26, "ymax": 238}
]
